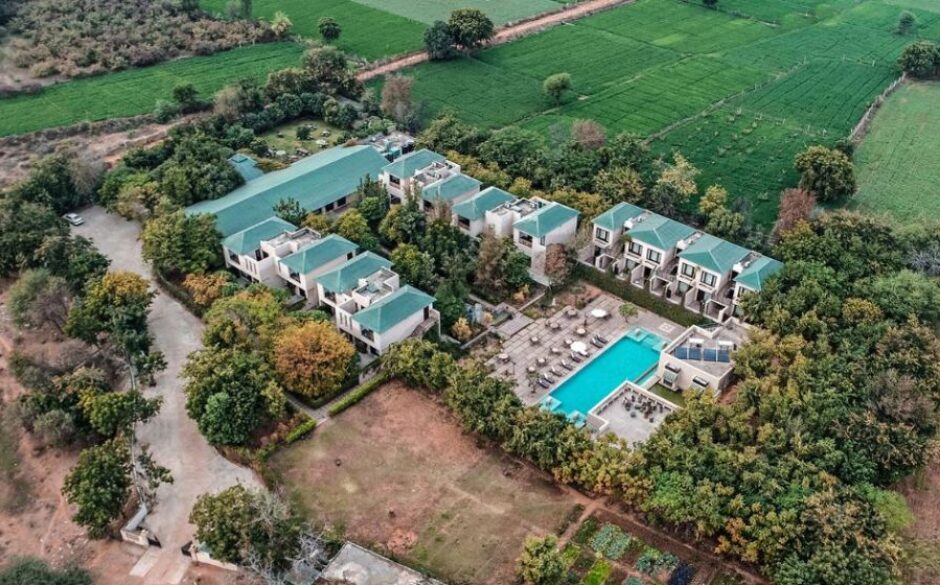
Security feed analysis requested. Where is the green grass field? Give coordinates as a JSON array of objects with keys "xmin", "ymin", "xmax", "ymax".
[
  {"xmin": 0, "ymin": 43, "xmax": 304, "ymax": 137},
  {"xmin": 399, "ymin": 0, "xmax": 940, "ymax": 226},
  {"xmin": 852, "ymin": 81, "xmax": 940, "ymax": 222}
]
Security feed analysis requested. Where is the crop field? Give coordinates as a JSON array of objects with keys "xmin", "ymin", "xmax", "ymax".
[
  {"xmin": 400, "ymin": 0, "xmax": 940, "ymax": 226},
  {"xmin": 0, "ymin": 43, "xmax": 304, "ymax": 137},
  {"xmin": 853, "ymin": 82, "xmax": 940, "ymax": 222},
  {"xmin": 202, "ymin": 0, "xmax": 559, "ymax": 59}
]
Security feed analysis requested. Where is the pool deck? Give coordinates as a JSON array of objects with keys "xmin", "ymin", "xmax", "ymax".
[{"xmin": 486, "ymin": 293, "xmax": 684, "ymax": 407}]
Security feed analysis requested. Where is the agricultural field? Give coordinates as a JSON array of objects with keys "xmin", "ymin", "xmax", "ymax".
[
  {"xmin": 270, "ymin": 382, "xmax": 584, "ymax": 585},
  {"xmin": 201, "ymin": 0, "xmax": 559, "ymax": 60},
  {"xmin": 0, "ymin": 42, "xmax": 305, "ymax": 137},
  {"xmin": 852, "ymin": 81, "xmax": 940, "ymax": 222},
  {"xmin": 399, "ymin": 0, "xmax": 940, "ymax": 225}
]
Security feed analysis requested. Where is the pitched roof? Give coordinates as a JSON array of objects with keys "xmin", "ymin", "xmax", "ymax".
[
  {"xmin": 452, "ymin": 187, "xmax": 516, "ymax": 221},
  {"xmin": 421, "ymin": 173, "xmax": 481, "ymax": 202},
  {"xmin": 593, "ymin": 202, "xmax": 645, "ymax": 231},
  {"xmin": 222, "ymin": 217, "xmax": 296, "ymax": 255},
  {"xmin": 317, "ymin": 252, "xmax": 392, "ymax": 294},
  {"xmin": 679, "ymin": 234, "xmax": 750, "ymax": 274},
  {"xmin": 382, "ymin": 149, "xmax": 444, "ymax": 179},
  {"xmin": 187, "ymin": 145, "xmax": 387, "ymax": 237},
  {"xmin": 228, "ymin": 153, "xmax": 264, "ymax": 182},
  {"xmin": 735, "ymin": 256, "xmax": 784, "ymax": 291},
  {"xmin": 352, "ymin": 285, "xmax": 434, "ymax": 334},
  {"xmin": 513, "ymin": 202, "xmax": 579, "ymax": 238},
  {"xmin": 279, "ymin": 234, "xmax": 357, "ymax": 275},
  {"xmin": 626, "ymin": 213, "xmax": 696, "ymax": 250}
]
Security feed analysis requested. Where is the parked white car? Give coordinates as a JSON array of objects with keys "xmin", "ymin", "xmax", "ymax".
[{"xmin": 63, "ymin": 213, "xmax": 85, "ymax": 226}]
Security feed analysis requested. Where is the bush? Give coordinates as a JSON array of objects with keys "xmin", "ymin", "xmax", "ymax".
[
  {"xmin": 0, "ymin": 557, "xmax": 92, "ymax": 585},
  {"xmin": 572, "ymin": 516, "xmax": 600, "ymax": 545},
  {"xmin": 668, "ymin": 563, "xmax": 697, "ymax": 585},
  {"xmin": 154, "ymin": 99, "xmax": 181, "ymax": 123},
  {"xmin": 327, "ymin": 373, "xmax": 389, "ymax": 417},
  {"xmin": 589, "ymin": 523, "xmax": 636, "ymax": 560},
  {"xmin": 284, "ymin": 417, "xmax": 317, "ymax": 444}
]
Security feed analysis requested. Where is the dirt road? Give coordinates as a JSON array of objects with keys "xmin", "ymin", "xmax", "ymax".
[
  {"xmin": 73, "ymin": 207, "xmax": 261, "ymax": 585},
  {"xmin": 357, "ymin": 0, "xmax": 632, "ymax": 81}
]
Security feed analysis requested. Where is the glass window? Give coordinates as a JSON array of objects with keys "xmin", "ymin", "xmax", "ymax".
[
  {"xmin": 595, "ymin": 228, "xmax": 609, "ymax": 243},
  {"xmin": 628, "ymin": 242, "xmax": 642, "ymax": 256},
  {"xmin": 646, "ymin": 249, "xmax": 662, "ymax": 263},
  {"xmin": 700, "ymin": 271, "xmax": 717, "ymax": 287},
  {"xmin": 681, "ymin": 263, "xmax": 695, "ymax": 277}
]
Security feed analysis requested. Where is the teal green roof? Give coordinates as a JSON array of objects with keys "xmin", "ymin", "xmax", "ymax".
[
  {"xmin": 279, "ymin": 235, "xmax": 357, "ymax": 275},
  {"xmin": 352, "ymin": 285, "xmax": 434, "ymax": 334},
  {"xmin": 593, "ymin": 202, "xmax": 645, "ymax": 232},
  {"xmin": 382, "ymin": 149, "xmax": 444, "ymax": 179},
  {"xmin": 679, "ymin": 234, "xmax": 750, "ymax": 274},
  {"xmin": 421, "ymin": 173, "xmax": 480, "ymax": 202},
  {"xmin": 734, "ymin": 256, "xmax": 783, "ymax": 291},
  {"xmin": 317, "ymin": 252, "xmax": 392, "ymax": 294},
  {"xmin": 452, "ymin": 187, "xmax": 516, "ymax": 221},
  {"xmin": 222, "ymin": 217, "xmax": 296, "ymax": 255},
  {"xmin": 626, "ymin": 214, "xmax": 695, "ymax": 250},
  {"xmin": 228, "ymin": 153, "xmax": 263, "ymax": 182},
  {"xmin": 514, "ymin": 202, "xmax": 579, "ymax": 238},
  {"xmin": 187, "ymin": 145, "xmax": 387, "ymax": 237}
]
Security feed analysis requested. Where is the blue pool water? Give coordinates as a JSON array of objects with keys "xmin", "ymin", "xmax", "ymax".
[{"xmin": 543, "ymin": 328, "xmax": 666, "ymax": 418}]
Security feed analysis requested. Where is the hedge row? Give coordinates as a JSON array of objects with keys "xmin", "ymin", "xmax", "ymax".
[
  {"xmin": 152, "ymin": 268, "xmax": 205, "ymax": 317},
  {"xmin": 327, "ymin": 372, "xmax": 390, "ymax": 417},
  {"xmin": 574, "ymin": 264, "xmax": 705, "ymax": 328}
]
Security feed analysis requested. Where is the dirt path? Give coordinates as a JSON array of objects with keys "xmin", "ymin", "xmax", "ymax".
[
  {"xmin": 72, "ymin": 207, "xmax": 261, "ymax": 585},
  {"xmin": 357, "ymin": 0, "xmax": 632, "ymax": 81}
]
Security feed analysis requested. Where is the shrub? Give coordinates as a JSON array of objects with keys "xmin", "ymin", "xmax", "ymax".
[
  {"xmin": 327, "ymin": 373, "xmax": 389, "ymax": 417},
  {"xmin": 589, "ymin": 523, "xmax": 636, "ymax": 560},
  {"xmin": 284, "ymin": 417, "xmax": 317, "ymax": 444},
  {"xmin": 575, "ymin": 264, "xmax": 704, "ymax": 327}
]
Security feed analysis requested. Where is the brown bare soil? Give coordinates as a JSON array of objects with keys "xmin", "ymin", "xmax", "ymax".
[{"xmin": 896, "ymin": 457, "xmax": 940, "ymax": 585}]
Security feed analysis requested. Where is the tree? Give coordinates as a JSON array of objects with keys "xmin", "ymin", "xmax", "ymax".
[
  {"xmin": 183, "ymin": 272, "xmax": 234, "ymax": 308},
  {"xmin": 62, "ymin": 438, "xmax": 132, "ymax": 537},
  {"xmin": 647, "ymin": 153, "xmax": 699, "ymax": 216},
  {"xmin": 318, "ymin": 17, "xmax": 341, "ymax": 41},
  {"xmin": 391, "ymin": 243, "xmax": 437, "ymax": 290},
  {"xmin": 898, "ymin": 41, "xmax": 939, "ymax": 78},
  {"xmin": 65, "ymin": 271, "xmax": 155, "ymax": 357},
  {"xmin": 0, "ymin": 558, "xmax": 92, "ymax": 585},
  {"xmin": 479, "ymin": 126, "xmax": 545, "ymax": 178},
  {"xmin": 83, "ymin": 390, "xmax": 162, "ymax": 437},
  {"xmin": 543, "ymin": 73, "xmax": 572, "ymax": 105},
  {"xmin": 141, "ymin": 211, "xmax": 222, "ymax": 276},
  {"xmin": 794, "ymin": 145, "xmax": 856, "ymax": 203},
  {"xmin": 34, "ymin": 234, "xmax": 110, "ymax": 294},
  {"xmin": 772, "ymin": 188, "xmax": 815, "ymax": 242},
  {"xmin": 595, "ymin": 166, "xmax": 645, "ymax": 204},
  {"xmin": 303, "ymin": 46, "xmax": 360, "ymax": 96},
  {"xmin": 8, "ymin": 269, "xmax": 71, "ymax": 333},
  {"xmin": 543, "ymin": 244, "xmax": 573, "ymax": 287},
  {"xmin": 380, "ymin": 75, "xmax": 416, "ymax": 126},
  {"xmin": 182, "ymin": 346, "xmax": 285, "ymax": 445},
  {"xmin": 334, "ymin": 209, "xmax": 379, "ymax": 251},
  {"xmin": 448, "ymin": 8, "xmax": 495, "ymax": 50},
  {"xmin": 240, "ymin": 0, "xmax": 252, "ymax": 19},
  {"xmin": 270, "ymin": 11, "xmax": 293, "ymax": 39},
  {"xmin": 896, "ymin": 10, "xmax": 916, "ymax": 34},
  {"xmin": 273, "ymin": 197, "xmax": 307, "ymax": 226},
  {"xmin": 190, "ymin": 485, "xmax": 303, "ymax": 567},
  {"xmin": 619, "ymin": 302, "xmax": 638, "ymax": 321},
  {"xmin": 451, "ymin": 317, "xmax": 473, "ymax": 341},
  {"xmin": 378, "ymin": 199, "xmax": 426, "ymax": 245},
  {"xmin": 425, "ymin": 20, "xmax": 457, "ymax": 60},
  {"xmin": 0, "ymin": 198, "xmax": 67, "ymax": 277},
  {"xmin": 358, "ymin": 196, "xmax": 388, "ymax": 227},
  {"xmin": 517, "ymin": 534, "xmax": 566, "ymax": 585},
  {"xmin": 435, "ymin": 275, "xmax": 469, "ymax": 330},
  {"xmin": 13, "ymin": 152, "xmax": 99, "ymax": 214},
  {"xmin": 172, "ymin": 82, "xmax": 199, "ymax": 111},
  {"xmin": 571, "ymin": 119, "xmax": 606, "ymax": 150},
  {"xmin": 272, "ymin": 321, "xmax": 356, "ymax": 399},
  {"xmin": 155, "ymin": 133, "xmax": 243, "ymax": 207},
  {"xmin": 203, "ymin": 286, "xmax": 287, "ymax": 351}
]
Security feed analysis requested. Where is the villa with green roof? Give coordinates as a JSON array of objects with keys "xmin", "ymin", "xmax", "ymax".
[
  {"xmin": 452, "ymin": 187, "xmax": 516, "ymax": 237},
  {"xmin": 187, "ymin": 145, "xmax": 388, "ymax": 237},
  {"xmin": 378, "ymin": 148, "xmax": 481, "ymax": 211},
  {"xmin": 590, "ymin": 202, "xmax": 645, "ymax": 270},
  {"xmin": 276, "ymin": 234, "xmax": 358, "ymax": 303},
  {"xmin": 222, "ymin": 217, "xmax": 298, "ymax": 285},
  {"xmin": 675, "ymin": 233, "xmax": 750, "ymax": 317},
  {"xmin": 315, "ymin": 253, "xmax": 439, "ymax": 355}
]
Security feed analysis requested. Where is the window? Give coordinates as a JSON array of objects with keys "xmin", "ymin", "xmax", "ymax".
[
  {"xmin": 646, "ymin": 249, "xmax": 662, "ymax": 264},
  {"xmin": 325, "ymin": 202, "xmax": 335, "ymax": 212},
  {"xmin": 389, "ymin": 176, "xmax": 401, "ymax": 186},
  {"xmin": 628, "ymin": 242, "xmax": 642, "ymax": 256},
  {"xmin": 289, "ymin": 270, "xmax": 301, "ymax": 282},
  {"xmin": 518, "ymin": 233, "xmax": 533, "ymax": 247},
  {"xmin": 539, "ymin": 236, "xmax": 546, "ymax": 246},
  {"xmin": 458, "ymin": 217, "xmax": 470, "ymax": 229},
  {"xmin": 595, "ymin": 228, "xmax": 609, "ymax": 243},
  {"xmin": 700, "ymin": 271, "xmax": 717, "ymax": 287},
  {"xmin": 681, "ymin": 263, "xmax": 695, "ymax": 278},
  {"xmin": 228, "ymin": 252, "xmax": 239, "ymax": 265},
  {"xmin": 336, "ymin": 196, "xmax": 347, "ymax": 208}
]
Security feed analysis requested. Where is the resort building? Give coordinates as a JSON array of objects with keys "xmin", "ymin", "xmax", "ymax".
[
  {"xmin": 316, "ymin": 252, "xmax": 439, "ymax": 355},
  {"xmin": 187, "ymin": 144, "xmax": 388, "ymax": 237},
  {"xmin": 656, "ymin": 321, "xmax": 747, "ymax": 394},
  {"xmin": 362, "ymin": 131, "xmax": 416, "ymax": 161},
  {"xmin": 451, "ymin": 186, "xmax": 516, "ymax": 237},
  {"xmin": 276, "ymin": 234, "xmax": 358, "ymax": 304},
  {"xmin": 221, "ymin": 217, "xmax": 298, "ymax": 286},
  {"xmin": 589, "ymin": 204, "xmax": 782, "ymax": 323},
  {"xmin": 379, "ymin": 149, "xmax": 480, "ymax": 210}
]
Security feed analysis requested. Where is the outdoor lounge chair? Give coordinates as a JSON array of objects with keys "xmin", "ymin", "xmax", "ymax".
[
  {"xmin": 542, "ymin": 372, "xmax": 555, "ymax": 383},
  {"xmin": 561, "ymin": 360, "xmax": 574, "ymax": 370},
  {"xmin": 570, "ymin": 352, "xmax": 583, "ymax": 363},
  {"xmin": 591, "ymin": 337, "xmax": 605, "ymax": 349},
  {"xmin": 596, "ymin": 334, "xmax": 609, "ymax": 344},
  {"xmin": 538, "ymin": 378, "xmax": 551, "ymax": 389},
  {"xmin": 550, "ymin": 366, "xmax": 564, "ymax": 377}
]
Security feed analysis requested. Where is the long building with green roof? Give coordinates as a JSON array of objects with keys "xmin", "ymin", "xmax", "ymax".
[{"xmin": 187, "ymin": 145, "xmax": 387, "ymax": 237}]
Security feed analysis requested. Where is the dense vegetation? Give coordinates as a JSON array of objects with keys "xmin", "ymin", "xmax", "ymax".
[
  {"xmin": 0, "ymin": 558, "xmax": 92, "ymax": 585},
  {"xmin": 1, "ymin": 0, "xmax": 275, "ymax": 84}
]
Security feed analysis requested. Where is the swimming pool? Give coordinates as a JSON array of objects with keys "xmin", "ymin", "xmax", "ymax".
[{"xmin": 542, "ymin": 328, "xmax": 666, "ymax": 418}]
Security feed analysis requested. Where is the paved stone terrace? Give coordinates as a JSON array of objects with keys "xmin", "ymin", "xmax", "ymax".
[{"xmin": 486, "ymin": 293, "xmax": 684, "ymax": 406}]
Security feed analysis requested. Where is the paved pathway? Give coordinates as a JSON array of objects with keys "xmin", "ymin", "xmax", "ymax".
[
  {"xmin": 357, "ymin": 0, "xmax": 632, "ymax": 81},
  {"xmin": 73, "ymin": 207, "xmax": 261, "ymax": 585}
]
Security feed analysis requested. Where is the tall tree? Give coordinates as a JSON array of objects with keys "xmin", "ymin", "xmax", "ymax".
[
  {"xmin": 794, "ymin": 145, "xmax": 856, "ymax": 203},
  {"xmin": 543, "ymin": 73, "xmax": 572, "ymax": 105},
  {"xmin": 318, "ymin": 17, "xmax": 341, "ymax": 41},
  {"xmin": 424, "ymin": 20, "xmax": 457, "ymax": 60},
  {"xmin": 272, "ymin": 321, "xmax": 356, "ymax": 399},
  {"xmin": 517, "ymin": 535, "xmax": 566, "ymax": 585},
  {"xmin": 447, "ymin": 8, "xmax": 495, "ymax": 50},
  {"xmin": 334, "ymin": 209, "xmax": 379, "ymax": 251},
  {"xmin": 141, "ymin": 211, "xmax": 222, "ymax": 276}
]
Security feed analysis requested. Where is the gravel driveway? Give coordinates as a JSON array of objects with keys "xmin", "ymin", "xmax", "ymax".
[{"xmin": 73, "ymin": 206, "xmax": 260, "ymax": 584}]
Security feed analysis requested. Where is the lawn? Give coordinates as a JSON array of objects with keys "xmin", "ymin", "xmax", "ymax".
[
  {"xmin": 399, "ymin": 0, "xmax": 940, "ymax": 226},
  {"xmin": 269, "ymin": 381, "xmax": 582, "ymax": 585},
  {"xmin": 0, "ymin": 42, "xmax": 305, "ymax": 137},
  {"xmin": 258, "ymin": 117, "xmax": 346, "ymax": 154},
  {"xmin": 852, "ymin": 81, "xmax": 940, "ymax": 222}
]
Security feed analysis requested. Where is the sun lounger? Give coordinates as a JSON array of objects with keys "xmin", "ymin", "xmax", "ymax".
[
  {"xmin": 570, "ymin": 352, "xmax": 583, "ymax": 363},
  {"xmin": 561, "ymin": 360, "xmax": 574, "ymax": 370},
  {"xmin": 591, "ymin": 337, "xmax": 605, "ymax": 348},
  {"xmin": 596, "ymin": 334, "xmax": 609, "ymax": 344},
  {"xmin": 550, "ymin": 366, "xmax": 564, "ymax": 377},
  {"xmin": 541, "ymin": 373, "xmax": 555, "ymax": 383},
  {"xmin": 538, "ymin": 378, "xmax": 551, "ymax": 389}
]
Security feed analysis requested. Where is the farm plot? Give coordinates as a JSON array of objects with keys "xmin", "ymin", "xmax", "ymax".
[
  {"xmin": 270, "ymin": 382, "xmax": 583, "ymax": 585},
  {"xmin": 403, "ymin": 0, "xmax": 928, "ymax": 226},
  {"xmin": 200, "ymin": 0, "xmax": 426, "ymax": 60},
  {"xmin": 353, "ymin": 0, "xmax": 560, "ymax": 25},
  {"xmin": 0, "ymin": 42, "xmax": 304, "ymax": 137},
  {"xmin": 853, "ymin": 81, "xmax": 940, "ymax": 222}
]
